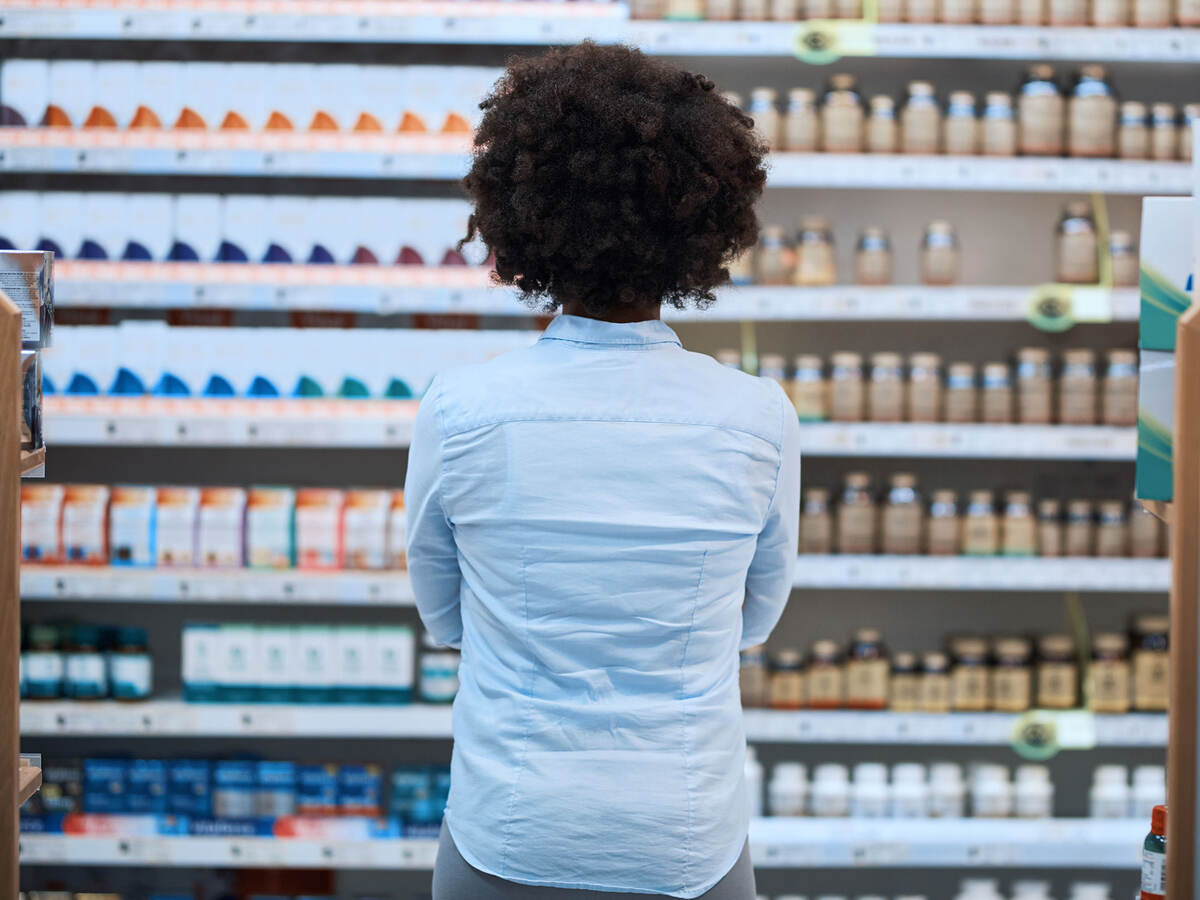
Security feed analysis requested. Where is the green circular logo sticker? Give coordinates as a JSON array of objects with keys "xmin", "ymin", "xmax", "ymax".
[
  {"xmin": 794, "ymin": 23, "xmax": 841, "ymax": 64},
  {"xmin": 1027, "ymin": 284, "xmax": 1077, "ymax": 333},
  {"xmin": 1012, "ymin": 711, "xmax": 1061, "ymax": 761}
]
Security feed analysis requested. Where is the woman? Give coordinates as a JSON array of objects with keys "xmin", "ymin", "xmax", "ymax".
[{"xmin": 406, "ymin": 42, "xmax": 800, "ymax": 900}]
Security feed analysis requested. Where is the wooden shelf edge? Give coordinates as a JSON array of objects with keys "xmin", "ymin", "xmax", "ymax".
[
  {"xmin": 17, "ymin": 767, "xmax": 41, "ymax": 807},
  {"xmin": 1142, "ymin": 499, "xmax": 1174, "ymax": 524},
  {"xmin": 18, "ymin": 447, "xmax": 44, "ymax": 477}
]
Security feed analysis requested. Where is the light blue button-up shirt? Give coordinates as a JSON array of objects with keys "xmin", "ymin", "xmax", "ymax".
[{"xmin": 405, "ymin": 314, "xmax": 800, "ymax": 898}]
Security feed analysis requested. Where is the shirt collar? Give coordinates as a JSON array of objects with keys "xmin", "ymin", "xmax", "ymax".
[{"xmin": 540, "ymin": 314, "xmax": 683, "ymax": 349}]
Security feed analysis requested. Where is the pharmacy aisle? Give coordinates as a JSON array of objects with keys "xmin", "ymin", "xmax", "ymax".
[{"xmin": 5, "ymin": 0, "xmax": 1191, "ymax": 898}]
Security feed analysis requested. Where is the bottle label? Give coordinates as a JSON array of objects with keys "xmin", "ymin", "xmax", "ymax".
[
  {"xmin": 1141, "ymin": 847, "xmax": 1166, "ymax": 898},
  {"xmin": 808, "ymin": 667, "xmax": 844, "ymax": 707},
  {"xmin": 1134, "ymin": 651, "xmax": 1170, "ymax": 711},
  {"xmin": 847, "ymin": 659, "xmax": 889, "ymax": 706},
  {"xmin": 110, "ymin": 655, "xmax": 153, "ymax": 699},
  {"xmin": 65, "ymin": 653, "xmax": 107, "ymax": 697}
]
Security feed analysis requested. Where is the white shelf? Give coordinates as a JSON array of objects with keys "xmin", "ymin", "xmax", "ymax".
[
  {"xmin": 795, "ymin": 423, "xmax": 1136, "ymax": 459},
  {"xmin": 793, "ymin": 555, "xmax": 1170, "ymax": 591},
  {"xmin": 19, "ymin": 819, "xmax": 1144, "ymax": 869},
  {"xmin": 20, "ymin": 699, "xmax": 1165, "ymax": 746},
  {"xmin": 20, "ymin": 566, "xmax": 415, "ymax": 606}
]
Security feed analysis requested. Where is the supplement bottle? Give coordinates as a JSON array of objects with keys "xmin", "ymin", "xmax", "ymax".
[
  {"xmin": 851, "ymin": 763, "xmax": 890, "ymax": 817},
  {"xmin": 1130, "ymin": 500, "xmax": 1163, "ymax": 558},
  {"xmin": 929, "ymin": 762, "xmax": 966, "ymax": 817},
  {"xmin": 759, "ymin": 353, "xmax": 788, "ymax": 391},
  {"xmin": 768, "ymin": 762, "xmax": 808, "ymax": 816},
  {"xmin": 706, "ymin": 0, "xmax": 739, "ymax": 19},
  {"xmin": 1090, "ymin": 632, "xmax": 1131, "ymax": 713},
  {"xmin": 846, "ymin": 628, "xmax": 890, "ymax": 709},
  {"xmin": 1048, "ymin": 0, "xmax": 1087, "ymax": 24},
  {"xmin": 792, "ymin": 354, "xmax": 827, "ymax": 422},
  {"xmin": 950, "ymin": 637, "xmax": 991, "ymax": 711},
  {"xmin": 806, "ymin": 0, "xmax": 835, "ymax": 15},
  {"xmin": 420, "ymin": 633, "xmax": 461, "ymax": 703},
  {"xmin": 1092, "ymin": 0, "xmax": 1129, "ymax": 23},
  {"xmin": 1182, "ymin": 104, "xmax": 1200, "ymax": 159},
  {"xmin": 940, "ymin": 0, "xmax": 978, "ymax": 21},
  {"xmin": 1067, "ymin": 65, "xmax": 1117, "ymax": 159},
  {"xmin": 943, "ymin": 91, "xmax": 979, "ymax": 155},
  {"xmin": 855, "ymin": 227, "xmax": 893, "ymax": 285},
  {"xmin": 1182, "ymin": 0, "xmax": 1200, "ymax": 25},
  {"xmin": 807, "ymin": 639, "xmax": 845, "ymax": 709},
  {"xmin": 1017, "ymin": 0, "xmax": 1044, "ymax": 22},
  {"xmin": 110, "ymin": 626, "xmax": 153, "ymax": 701},
  {"xmin": 768, "ymin": 0, "xmax": 797, "ymax": 19},
  {"xmin": 1015, "ymin": 347, "xmax": 1053, "ymax": 425},
  {"xmin": 1057, "ymin": 201, "xmax": 1099, "ymax": 284},
  {"xmin": 944, "ymin": 362, "xmax": 977, "ymax": 423},
  {"xmin": 1150, "ymin": 103, "xmax": 1177, "ymax": 161},
  {"xmin": 794, "ymin": 216, "xmax": 837, "ymax": 286},
  {"xmin": 629, "ymin": 0, "xmax": 666, "ymax": 17},
  {"xmin": 784, "ymin": 88, "xmax": 820, "ymax": 152},
  {"xmin": 979, "ymin": 0, "xmax": 1014, "ymax": 22},
  {"xmin": 740, "ymin": 644, "xmax": 770, "ymax": 708},
  {"xmin": 744, "ymin": 746, "xmax": 763, "ymax": 818},
  {"xmin": 890, "ymin": 763, "xmax": 929, "ymax": 817},
  {"xmin": 981, "ymin": 362, "xmax": 1013, "ymax": 423},
  {"xmin": 749, "ymin": 87, "xmax": 781, "ymax": 150},
  {"xmin": 991, "ymin": 637, "xmax": 1033, "ymax": 712},
  {"xmin": 23, "ymin": 624, "xmax": 63, "ymax": 700},
  {"xmin": 920, "ymin": 220, "xmax": 960, "ymax": 285},
  {"xmin": 1059, "ymin": 348, "xmax": 1098, "ymax": 425},
  {"xmin": 769, "ymin": 648, "xmax": 807, "ymax": 709},
  {"xmin": 1142, "ymin": 805, "xmax": 1166, "ymax": 900},
  {"xmin": 1096, "ymin": 500, "xmax": 1129, "ymax": 557},
  {"xmin": 1037, "ymin": 498, "xmax": 1064, "ymax": 557},
  {"xmin": 971, "ymin": 766, "xmax": 1013, "ymax": 818},
  {"xmin": 1014, "ymin": 765, "xmax": 1054, "ymax": 818},
  {"xmin": 810, "ymin": 763, "xmax": 851, "ymax": 817},
  {"xmin": 919, "ymin": 651, "xmax": 952, "ymax": 712},
  {"xmin": 728, "ymin": 246, "xmax": 754, "ymax": 285},
  {"xmin": 64, "ymin": 624, "xmax": 108, "ymax": 700},
  {"xmin": 900, "ymin": 81, "xmax": 941, "ymax": 154},
  {"xmin": 837, "ymin": 473, "xmax": 877, "ymax": 554},
  {"xmin": 1133, "ymin": 765, "xmax": 1167, "ymax": 819},
  {"xmin": 756, "ymin": 225, "xmax": 795, "ymax": 286},
  {"xmin": 666, "ymin": 0, "xmax": 705, "ymax": 17},
  {"xmin": 741, "ymin": 0, "xmax": 770, "ymax": 18},
  {"xmin": 715, "ymin": 349, "xmax": 741, "ymax": 370},
  {"xmin": 882, "ymin": 473, "xmax": 923, "ymax": 555},
  {"xmin": 868, "ymin": 352, "xmax": 905, "ymax": 422},
  {"xmin": 907, "ymin": 352, "xmax": 942, "ymax": 422},
  {"xmin": 889, "ymin": 651, "xmax": 920, "ymax": 711},
  {"xmin": 822, "ymin": 74, "xmax": 865, "ymax": 153},
  {"xmin": 877, "ymin": 0, "xmax": 905, "ymax": 18},
  {"xmin": 866, "ymin": 95, "xmax": 899, "ymax": 154},
  {"xmin": 836, "ymin": 0, "xmax": 864, "ymax": 16},
  {"xmin": 1001, "ymin": 490, "xmax": 1036, "ymax": 556},
  {"xmin": 927, "ymin": 489, "xmax": 961, "ymax": 555},
  {"xmin": 1037, "ymin": 634, "xmax": 1078, "ymax": 709},
  {"xmin": 905, "ymin": 0, "xmax": 938, "ymax": 22},
  {"xmin": 963, "ymin": 490, "xmax": 999, "ymax": 555},
  {"xmin": 1108, "ymin": 234, "xmax": 1139, "ymax": 288},
  {"xmin": 1132, "ymin": 614, "xmax": 1169, "ymax": 711},
  {"xmin": 1065, "ymin": 498, "xmax": 1095, "ymax": 556},
  {"xmin": 1117, "ymin": 101, "xmax": 1149, "ymax": 159},
  {"xmin": 1018, "ymin": 65, "xmax": 1064, "ymax": 156},
  {"xmin": 1133, "ymin": 0, "xmax": 1172, "ymax": 25},
  {"xmin": 830, "ymin": 352, "xmax": 865, "ymax": 422},
  {"xmin": 1090, "ymin": 765, "xmax": 1132, "ymax": 817},
  {"xmin": 982, "ymin": 92, "xmax": 1018, "ymax": 156}
]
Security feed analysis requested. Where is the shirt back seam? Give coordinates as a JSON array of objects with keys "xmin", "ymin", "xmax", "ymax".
[{"xmin": 438, "ymin": 415, "xmax": 781, "ymax": 449}]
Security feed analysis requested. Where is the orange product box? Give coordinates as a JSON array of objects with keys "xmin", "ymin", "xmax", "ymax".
[
  {"xmin": 21, "ymin": 483, "xmax": 65, "ymax": 563},
  {"xmin": 155, "ymin": 486, "xmax": 200, "ymax": 567},
  {"xmin": 196, "ymin": 487, "xmax": 247, "ymax": 568},
  {"xmin": 295, "ymin": 488, "xmax": 344, "ymax": 570},
  {"xmin": 62, "ymin": 484, "xmax": 110, "ymax": 565},
  {"xmin": 343, "ymin": 489, "xmax": 389, "ymax": 570},
  {"xmin": 386, "ymin": 490, "xmax": 407, "ymax": 571}
]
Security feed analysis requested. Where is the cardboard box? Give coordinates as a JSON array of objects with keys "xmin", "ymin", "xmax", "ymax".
[
  {"xmin": 0, "ymin": 250, "xmax": 54, "ymax": 349},
  {"xmin": 1139, "ymin": 196, "xmax": 1195, "ymax": 351}
]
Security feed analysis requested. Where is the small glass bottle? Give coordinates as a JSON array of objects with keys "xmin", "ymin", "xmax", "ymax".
[
  {"xmin": 1182, "ymin": 104, "xmax": 1200, "ymax": 161},
  {"xmin": 1017, "ymin": 0, "xmax": 1044, "ymax": 21},
  {"xmin": 1090, "ymin": 632, "xmax": 1131, "ymax": 714},
  {"xmin": 729, "ymin": 246, "xmax": 755, "ymax": 285},
  {"xmin": 784, "ymin": 88, "xmax": 820, "ymax": 152},
  {"xmin": 1067, "ymin": 65, "xmax": 1118, "ymax": 159},
  {"xmin": 1183, "ymin": 0, "xmax": 1200, "ymax": 26},
  {"xmin": 741, "ymin": 0, "xmax": 770, "ymax": 19},
  {"xmin": 919, "ymin": 651, "xmax": 952, "ymax": 713},
  {"xmin": 794, "ymin": 217, "xmax": 837, "ymax": 286},
  {"xmin": 1096, "ymin": 500, "xmax": 1129, "ymax": 557},
  {"xmin": 769, "ymin": 648, "xmax": 807, "ymax": 710},
  {"xmin": 821, "ymin": 74, "xmax": 865, "ymax": 154},
  {"xmin": 65, "ymin": 624, "xmax": 109, "ymax": 700},
  {"xmin": 715, "ymin": 349, "xmax": 741, "ymax": 369},
  {"xmin": 982, "ymin": 92, "xmax": 1018, "ymax": 157},
  {"xmin": 927, "ymin": 489, "xmax": 961, "ymax": 555},
  {"xmin": 801, "ymin": 487, "xmax": 834, "ymax": 554},
  {"xmin": 759, "ymin": 352, "xmax": 788, "ymax": 391},
  {"xmin": 943, "ymin": 91, "xmax": 979, "ymax": 155},
  {"xmin": 1037, "ymin": 498, "xmax": 1063, "ymax": 557},
  {"xmin": 1065, "ymin": 499, "xmax": 1095, "ymax": 556},
  {"xmin": 921, "ymin": 221, "xmax": 960, "ymax": 285},
  {"xmin": 855, "ymin": 227, "xmax": 893, "ymax": 285},
  {"xmin": 890, "ymin": 651, "xmax": 919, "ymax": 711},
  {"xmin": 1048, "ymin": 0, "xmax": 1087, "ymax": 24},
  {"xmin": 1057, "ymin": 201, "xmax": 1099, "ymax": 284},
  {"xmin": 807, "ymin": 639, "xmax": 845, "ymax": 709},
  {"xmin": 1092, "ymin": 0, "xmax": 1129, "ymax": 23},
  {"xmin": 1117, "ymin": 101, "xmax": 1150, "ymax": 159},
  {"xmin": 707, "ymin": 0, "xmax": 740, "ymax": 19},
  {"xmin": 756, "ymin": 225, "xmax": 795, "ymax": 286},
  {"xmin": 1151, "ymin": 103, "xmax": 1178, "ymax": 161},
  {"xmin": 1143, "ymin": 806, "xmax": 1167, "ymax": 900},
  {"xmin": 836, "ymin": 472, "xmax": 877, "ymax": 554},
  {"xmin": 740, "ymin": 644, "xmax": 770, "ymax": 708},
  {"xmin": 1109, "ymin": 232, "xmax": 1139, "ymax": 288},
  {"xmin": 792, "ymin": 354, "xmax": 827, "ymax": 422},
  {"xmin": 847, "ymin": 628, "xmax": 890, "ymax": 709},
  {"xmin": 868, "ymin": 352, "xmax": 905, "ymax": 422},
  {"xmin": 1002, "ymin": 490, "xmax": 1037, "ymax": 556},
  {"xmin": 1037, "ymin": 634, "xmax": 1078, "ymax": 709},
  {"xmin": 944, "ymin": 362, "xmax": 977, "ymax": 423},
  {"xmin": 866, "ymin": 95, "xmax": 899, "ymax": 154},
  {"xmin": 950, "ymin": 637, "xmax": 991, "ymax": 712},
  {"xmin": 1133, "ymin": 0, "xmax": 1172, "ymax": 25},
  {"xmin": 768, "ymin": 0, "xmax": 798, "ymax": 19},
  {"xmin": 907, "ymin": 352, "xmax": 943, "ymax": 423},
  {"xmin": 629, "ymin": 0, "xmax": 666, "ymax": 17},
  {"xmin": 981, "ymin": 362, "xmax": 1014, "ymax": 423},
  {"xmin": 905, "ymin": 0, "xmax": 938, "ymax": 22},
  {"xmin": 877, "ymin": 0, "xmax": 905, "ymax": 18},
  {"xmin": 963, "ymin": 490, "xmax": 999, "ymax": 556},
  {"xmin": 806, "ymin": 0, "xmax": 835, "ymax": 14},
  {"xmin": 1018, "ymin": 65, "xmax": 1064, "ymax": 157},
  {"xmin": 1132, "ymin": 614, "xmax": 1169, "ymax": 712},
  {"xmin": 979, "ymin": 0, "xmax": 1015, "ymax": 22},
  {"xmin": 1015, "ymin": 347, "xmax": 1053, "ymax": 425},
  {"xmin": 940, "ymin": 0, "xmax": 978, "ymax": 21},
  {"xmin": 110, "ymin": 626, "xmax": 153, "ymax": 701},
  {"xmin": 992, "ymin": 637, "xmax": 1033, "ymax": 712},
  {"xmin": 23, "ymin": 624, "xmax": 64, "ymax": 700},
  {"xmin": 830, "ymin": 352, "xmax": 865, "ymax": 422},
  {"xmin": 1059, "ymin": 348, "xmax": 1098, "ymax": 425},
  {"xmin": 1130, "ymin": 500, "xmax": 1164, "ymax": 558},
  {"xmin": 749, "ymin": 87, "xmax": 781, "ymax": 151},
  {"xmin": 836, "ymin": 0, "xmax": 864, "ymax": 15},
  {"xmin": 882, "ymin": 473, "xmax": 923, "ymax": 555},
  {"xmin": 900, "ymin": 81, "xmax": 941, "ymax": 154}
]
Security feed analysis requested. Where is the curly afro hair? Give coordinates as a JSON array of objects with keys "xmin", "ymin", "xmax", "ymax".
[{"xmin": 460, "ymin": 42, "xmax": 767, "ymax": 317}]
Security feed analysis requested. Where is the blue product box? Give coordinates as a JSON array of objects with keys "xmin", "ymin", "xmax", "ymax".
[
  {"xmin": 388, "ymin": 766, "xmax": 433, "ymax": 824},
  {"xmin": 127, "ymin": 759, "xmax": 168, "ymax": 814},
  {"xmin": 255, "ymin": 760, "xmax": 297, "ymax": 817},
  {"xmin": 338, "ymin": 763, "xmax": 383, "ymax": 817},
  {"xmin": 296, "ymin": 763, "xmax": 340, "ymax": 816},
  {"xmin": 167, "ymin": 759, "xmax": 211, "ymax": 817},
  {"xmin": 82, "ymin": 758, "xmax": 129, "ymax": 814},
  {"xmin": 213, "ymin": 760, "xmax": 257, "ymax": 819}
]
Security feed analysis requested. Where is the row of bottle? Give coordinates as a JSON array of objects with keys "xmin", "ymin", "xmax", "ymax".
[
  {"xmin": 0, "ymin": 60, "xmax": 500, "ymax": 134},
  {"xmin": 738, "ymin": 204, "xmax": 1136, "ymax": 288},
  {"xmin": 20, "ymin": 624, "xmax": 153, "ymax": 701},
  {"xmin": 742, "ymin": 619, "xmax": 1168, "ymax": 713},
  {"xmin": 733, "ymin": 67, "xmax": 1197, "ymax": 160},
  {"xmin": 636, "ymin": 0, "xmax": 1199, "ymax": 25},
  {"xmin": 801, "ymin": 475, "xmax": 1165, "ymax": 558},
  {"xmin": 0, "ymin": 193, "xmax": 483, "ymax": 268},
  {"xmin": 750, "ymin": 886, "xmax": 1120, "ymax": 900}
]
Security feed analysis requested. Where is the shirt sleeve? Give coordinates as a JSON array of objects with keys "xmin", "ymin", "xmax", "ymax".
[
  {"xmin": 741, "ymin": 385, "xmax": 801, "ymax": 650},
  {"xmin": 405, "ymin": 379, "xmax": 464, "ymax": 649}
]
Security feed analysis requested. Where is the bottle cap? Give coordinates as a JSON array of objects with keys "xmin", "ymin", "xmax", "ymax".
[{"xmin": 1152, "ymin": 803, "xmax": 1167, "ymax": 835}]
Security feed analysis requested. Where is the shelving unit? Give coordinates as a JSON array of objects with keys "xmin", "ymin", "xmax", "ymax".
[{"xmin": 792, "ymin": 556, "xmax": 1168, "ymax": 591}]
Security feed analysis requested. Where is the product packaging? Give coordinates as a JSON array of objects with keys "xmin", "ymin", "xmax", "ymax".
[
  {"xmin": 344, "ymin": 489, "xmax": 390, "ymax": 570},
  {"xmin": 257, "ymin": 624, "xmax": 296, "ymax": 703},
  {"xmin": 21, "ymin": 483, "xmax": 64, "ymax": 562},
  {"xmin": 61, "ymin": 485, "xmax": 110, "ymax": 564},
  {"xmin": 295, "ymin": 624, "xmax": 334, "ymax": 704},
  {"xmin": 217, "ymin": 624, "xmax": 258, "ymax": 703},
  {"xmin": 181, "ymin": 623, "xmax": 222, "ymax": 703},
  {"xmin": 154, "ymin": 486, "xmax": 199, "ymax": 567},
  {"xmin": 0, "ymin": 250, "xmax": 54, "ymax": 350},
  {"xmin": 246, "ymin": 487, "xmax": 295, "ymax": 569},
  {"xmin": 334, "ymin": 626, "xmax": 373, "ymax": 704},
  {"xmin": 109, "ymin": 486, "xmax": 157, "ymax": 567},
  {"xmin": 196, "ymin": 487, "xmax": 246, "ymax": 567},
  {"xmin": 387, "ymin": 491, "xmax": 408, "ymax": 570},
  {"xmin": 372, "ymin": 626, "xmax": 415, "ymax": 704},
  {"xmin": 295, "ymin": 489, "xmax": 344, "ymax": 569}
]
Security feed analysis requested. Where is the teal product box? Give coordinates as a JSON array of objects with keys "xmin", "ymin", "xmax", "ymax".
[
  {"xmin": 335, "ymin": 626, "xmax": 373, "ymax": 704},
  {"xmin": 216, "ymin": 623, "xmax": 258, "ymax": 703},
  {"xmin": 181, "ymin": 623, "xmax": 221, "ymax": 703},
  {"xmin": 389, "ymin": 766, "xmax": 433, "ymax": 824},
  {"xmin": 1137, "ymin": 349, "xmax": 1176, "ymax": 501},
  {"xmin": 127, "ymin": 759, "xmax": 167, "ymax": 814},
  {"xmin": 256, "ymin": 625, "xmax": 295, "ymax": 703},
  {"xmin": 1139, "ymin": 196, "xmax": 1195, "ymax": 351},
  {"xmin": 167, "ymin": 759, "xmax": 211, "ymax": 817},
  {"xmin": 372, "ymin": 625, "xmax": 415, "ymax": 704},
  {"xmin": 294, "ymin": 625, "xmax": 334, "ymax": 704}
]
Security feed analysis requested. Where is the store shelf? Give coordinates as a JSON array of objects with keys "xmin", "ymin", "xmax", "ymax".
[
  {"xmin": 16, "ymin": 766, "xmax": 41, "ymax": 807},
  {"xmin": 18, "ymin": 818, "xmax": 1144, "ymax": 869},
  {"xmin": 20, "ymin": 566, "xmax": 415, "ymax": 606},
  {"xmin": 20, "ymin": 700, "xmax": 1165, "ymax": 746},
  {"xmin": 795, "ymin": 423, "xmax": 1135, "ymax": 459},
  {"xmin": 3, "ymin": 129, "xmax": 1190, "ymax": 193},
  {"xmin": 793, "ymin": 555, "xmax": 1170, "ymax": 591}
]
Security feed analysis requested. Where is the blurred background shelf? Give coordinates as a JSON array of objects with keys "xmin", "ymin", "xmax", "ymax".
[{"xmin": 793, "ymin": 423, "xmax": 1135, "ymax": 459}]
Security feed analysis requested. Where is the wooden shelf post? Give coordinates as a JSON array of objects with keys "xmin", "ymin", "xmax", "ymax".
[{"xmin": 0, "ymin": 292, "xmax": 22, "ymax": 895}]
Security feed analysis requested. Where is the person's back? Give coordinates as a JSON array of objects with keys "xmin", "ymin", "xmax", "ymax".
[{"xmin": 405, "ymin": 41, "xmax": 800, "ymax": 900}]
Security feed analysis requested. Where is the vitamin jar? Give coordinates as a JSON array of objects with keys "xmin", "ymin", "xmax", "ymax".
[
  {"xmin": 882, "ymin": 472, "xmax": 923, "ymax": 555},
  {"xmin": 1056, "ymin": 201, "xmax": 1099, "ymax": 284},
  {"xmin": 1117, "ymin": 101, "xmax": 1149, "ymax": 159},
  {"xmin": 1183, "ymin": 0, "xmax": 1200, "ymax": 25},
  {"xmin": 877, "ymin": 0, "xmax": 905, "ymax": 18},
  {"xmin": 981, "ymin": 362, "xmax": 1013, "ymax": 423},
  {"xmin": 801, "ymin": 486, "xmax": 834, "ymax": 554},
  {"xmin": 740, "ymin": 0, "xmax": 770, "ymax": 18},
  {"xmin": 979, "ymin": 0, "xmax": 1014, "ymax": 22},
  {"xmin": 830, "ymin": 352, "xmax": 865, "ymax": 422},
  {"xmin": 759, "ymin": 353, "xmax": 787, "ymax": 392},
  {"xmin": 768, "ymin": 0, "xmax": 798, "ymax": 19},
  {"xmin": 1151, "ymin": 103, "xmax": 1178, "ymax": 161},
  {"xmin": 1132, "ymin": 614, "xmax": 1169, "ymax": 711},
  {"xmin": 821, "ymin": 74, "xmax": 865, "ymax": 153},
  {"xmin": 784, "ymin": 88, "xmax": 820, "ymax": 152},
  {"xmin": 794, "ymin": 217, "xmax": 837, "ymax": 286},
  {"xmin": 905, "ymin": 0, "xmax": 938, "ymax": 22},
  {"xmin": 740, "ymin": 644, "xmax": 770, "ymax": 707},
  {"xmin": 866, "ymin": 96, "xmax": 899, "ymax": 154},
  {"xmin": 950, "ymin": 637, "xmax": 991, "ymax": 711},
  {"xmin": 901, "ymin": 81, "xmax": 941, "ymax": 154},
  {"xmin": 1015, "ymin": 347, "xmax": 1053, "ymax": 425},
  {"xmin": 927, "ymin": 489, "xmax": 961, "ymax": 555},
  {"xmin": 728, "ymin": 247, "xmax": 754, "ymax": 286},
  {"xmin": 836, "ymin": 0, "xmax": 864, "ymax": 16},
  {"xmin": 982, "ymin": 92, "xmax": 1018, "ymax": 156},
  {"xmin": 1090, "ymin": 632, "xmax": 1131, "ymax": 713},
  {"xmin": 420, "ymin": 636, "xmax": 461, "ymax": 703},
  {"xmin": 1182, "ymin": 104, "xmax": 1200, "ymax": 160},
  {"xmin": 807, "ymin": 639, "xmax": 845, "ymax": 709},
  {"xmin": 963, "ymin": 490, "xmax": 999, "ymax": 555},
  {"xmin": 1018, "ymin": 65, "xmax": 1064, "ymax": 156},
  {"xmin": 749, "ymin": 88, "xmax": 781, "ymax": 150},
  {"xmin": 836, "ymin": 472, "xmax": 877, "ymax": 554},
  {"xmin": 944, "ymin": 362, "xmax": 977, "ymax": 423},
  {"xmin": 1002, "ymin": 490, "xmax": 1036, "ymax": 556},
  {"xmin": 890, "ymin": 651, "xmax": 920, "ymax": 711},
  {"xmin": 919, "ymin": 651, "xmax": 952, "ymax": 713},
  {"xmin": 1096, "ymin": 500, "xmax": 1129, "ymax": 557},
  {"xmin": 855, "ymin": 227, "xmax": 893, "ymax": 285},
  {"xmin": 1130, "ymin": 501, "xmax": 1163, "ymax": 558},
  {"xmin": 65, "ymin": 625, "xmax": 108, "ymax": 700},
  {"xmin": 792, "ymin": 353, "xmax": 827, "ymax": 421},
  {"xmin": 940, "ymin": 0, "xmax": 977, "ymax": 22},
  {"xmin": 1017, "ymin": 0, "xmax": 1044, "ymax": 22},
  {"xmin": 110, "ymin": 626, "xmax": 153, "ymax": 701},
  {"xmin": 943, "ymin": 91, "xmax": 979, "ymax": 155},
  {"xmin": 1037, "ymin": 498, "xmax": 1064, "ymax": 557},
  {"xmin": 1048, "ymin": 0, "xmax": 1087, "ymax": 24},
  {"xmin": 666, "ymin": 0, "xmax": 704, "ymax": 17},
  {"xmin": 23, "ymin": 624, "xmax": 63, "ymax": 699},
  {"xmin": 907, "ymin": 352, "xmax": 942, "ymax": 422},
  {"xmin": 1059, "ymin": 348, "xmax": 1098, "ymax": 425},
  {"xmin": 1133, "ymin": 0, "xmax": 1172, "ymax": 26},
  {"xmin": 847, "ymin": 628, "xmax": 890, "ymax": 709},
  {"xmin": 756, "ymin": 225, "xmax": 795, "ymax": 286},
  {"xmin": 806, "ymin": 0, "xmax": 835, "ymax": 15},
  {"xmin": 629, "ymin": 0, "xmax": 666, "ymax": 17},
  {"xmin": 769, "ymin": 648, "xmax": 807, "ymax": 709},
  {"xmin": 1037, "ymin": 634, "xmax": 1078, "ymax": 709},
  {"xmin": 1067, "ymin": 65, "xmax": 1117, "ymax": 159},
  {"xmin": 1092, "ymin": 0, "xmax": 1129, "ymax": 23},
  {"xmin": 1108, "ymin": 232, "xmax": 1139, "ymax": 288},
  {"xmin": 992, "ymin": 637, "xmax": 1033, "ymax": 712},
  {"xmin": 1065, "ymin": 499, "xmax": 1095, "ymax": 556},
  {"xmin": 868, "ymin": 352, "xmax": 905, "ymax": 422},
  {"xmin": 920, "ymin": 220, "xmax": 960, "ymax": 285},
  {"xmin": 706, "ymin": 0, "xmax": 739, "ymax": 19}
]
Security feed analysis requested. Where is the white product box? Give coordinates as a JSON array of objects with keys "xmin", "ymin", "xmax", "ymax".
[
  {"xmin": 370, "ymin": 625, "xmax": 415, "ymax": 703},
  {"xmin": 218, "ymin": 624, "xmax": 259, "ymax": 699},
  {"xmin": 108, "ymin": 485, "xmax": 156, "ymax": 567},
  {"xmin": 38, "ymin": 191, "xmax": 85, "ymax": 261},
  {"xmin": 181, "ymin": 623, "xmax": 222, "ymax": 701},
  {"xmin": 123, "ymin": 193, "xmax": 174, "ymax": 261},
  {"xmin": 357, "ymin": 66, "xmax": 405, "ymax": 132},
  {"xmin": 21, "ymin": 483, "xmax": 65, "ymax": 563},
  {"xmin": 45, "ymin": 60, "xmax": 95, "ymax": 126},
  {"xmin": 220, "ymin": 63, "xmax": 273, "ymax": 131},
  {"xmin": 155, "ymin": 486, "xmax": 199, "ymax": 567},
  {"xmin": 173, "ymin": 194, "xmax": 223, "ymax": 262},
  {"xmin": 176, "ymin": 62, "xmax": 227, "ymax": 129},
  {"xmin": 334, "ymin": 626, "xmax": 373, "ymax": 700},
  {"xmin": 81, "ymin": 193, "xmax": 127, "ymax": 260},
  {"xmin": 92, "ymin": 61, "xmax": 141, "ymax": 128},
  {"xmin": 386, "ymin": 491, "xmax": 407, "ymax": 570},
  {"xmin": 294, "ymin": 625, "xmax": 334, "ymax": 700},
  {"xmin": 295, "ymin": 489, "xmax": 343, "ymax": 569},
  {"xmin": 220, "ymin": 195, "xmax": 271, "ymax": 264},
  {"xmin": 257, "ymin": 625, "xmax": 295, "ymax": 700},
  {"xmin": 61, "ymin": 484, "xmax": 109, "ymax": 564},
  {"xmin": 138, "ymin": 61, "xmax": 185, "ymax": 129},
  {"xmin": 196, "ymin": 487, "xmax": 246, "ymax": 567},
  {"xmin": 307, "ymin": 197, "xmax": 359, "ymax": 264},
  {"xmin": 246, "ymin": 487, "xmax": 294, "ymax": 569},
  {"xmin": 343, "ymin": 489, "xmax": 389, "ymax": 570},
  {"xmin": 270, "ymin": 63, "xmax": 319, "ymax": 131},
  {"xmin": 0, "ymin": 192, "xmax": 41, "ymax": 251},
  {"xmin": 264, "ymin": 196, "xmax": 311, "ymax": 264},
  {"xmin": 352, "ymin": 198, "xmax": 401, "ymax": 265},
  {"xmin": 1, "ymin": 59, "xmax": 49, "ymax": 127}
]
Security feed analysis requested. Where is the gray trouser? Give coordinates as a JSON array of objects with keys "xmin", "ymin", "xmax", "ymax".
[{"xmin": 433, "ymin": 824, "xmax": 757, "ymax": 900}]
